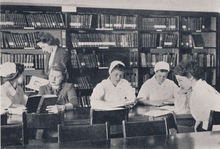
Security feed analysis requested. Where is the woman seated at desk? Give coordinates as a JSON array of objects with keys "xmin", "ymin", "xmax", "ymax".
[
  {"xmin": 90, "ymin": 61, "xmax": 136, "ymax": 109},
  {"xmin": 38, "ymin": 64, "xmax": 78, "ymax": 113},
  {"xmin": 0, "ymin": 62, "xmax": 27, "ymax": 113},
  {"xmin": 137, "ymin": 61, "xmax": 190, "ymax": 114},
  {"xmin": 174, "ymin": 60, "xmax": 220, "ymax": 132}
]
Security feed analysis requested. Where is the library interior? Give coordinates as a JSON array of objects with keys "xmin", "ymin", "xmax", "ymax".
[{"xmin": 1, "ymin": 0, "xmax": 220, "ymax": 148}]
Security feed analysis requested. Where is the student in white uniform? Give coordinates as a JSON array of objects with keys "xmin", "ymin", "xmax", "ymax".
[
  {"xmin": 90, "ymin": 61, "xmax": 136, "ymax": 109},
  {"xmin": 174, "ymin": 60, "xmax": 220, "ymax": 131},
  {"xmin": 137, "ymin": 61, "xmax": 185, "ymax": 108},
  {"xmin": 0, "ymin": 62, "xmax": 27, "ymax": 113}
]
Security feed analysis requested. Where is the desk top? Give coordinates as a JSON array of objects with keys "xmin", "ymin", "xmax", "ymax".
[
  {"xmin": 3, "ymin": 131, "xmax": 220, "ymax": 149},
  {"xmin": 6, "ymin": 105, "xmax": 195, "ymax": 126}
]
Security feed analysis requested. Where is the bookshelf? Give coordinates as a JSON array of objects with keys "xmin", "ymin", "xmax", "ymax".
[
  {"xmin": 1, "ymin": 5, "xmax": 219, "ymax": 99},
  {"xmin": 0, "ymin": 5, "xmax": 67, "ymax": 94}
]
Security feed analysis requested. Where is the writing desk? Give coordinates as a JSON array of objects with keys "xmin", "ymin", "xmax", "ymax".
[{"xmin": 3, "ymin": 131, "xmax": 220, "ymax": 149}]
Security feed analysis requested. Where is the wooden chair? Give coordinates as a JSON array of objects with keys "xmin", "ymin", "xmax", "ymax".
[
  {"xmin": 90, "ymin": 108, "xmax": 129, "ymax": 125},
  {"xmin": 22, "ymin": 111, "xmax": 64, "ymax": 144},
  {"xmin": 207, "ymin": 110, "xmax": 220, "ymax": 131},
  {"xmin": 1, "ymin": 124, "xmax": 23, "ymax": 146},
  {"xmin": 150, "ymin": 111, "xmax": 179, "ymax": 134},
  {"xmin": 122, "ymin": 119, "xmax": 168, "ymax": 138},
  {"xmin": 58, "ymin": 122, "xmax": 110, "ymax": 142}
]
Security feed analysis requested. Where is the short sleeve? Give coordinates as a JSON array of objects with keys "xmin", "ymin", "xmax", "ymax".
[{"xmin": 137, "ymin": 81, "xmax": 150, "ymax": 99}]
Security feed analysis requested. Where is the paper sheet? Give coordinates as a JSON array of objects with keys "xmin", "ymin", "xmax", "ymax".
[
  {"xmin": 144, "ymin": 109, "xmax": 171, "ymax": 117},
  {"xmin": 25, "ymin": 76, "xmax": 49, "ymax": 91}
]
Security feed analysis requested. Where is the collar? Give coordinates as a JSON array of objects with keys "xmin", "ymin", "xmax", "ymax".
[
  {"xmin": 107, "ymin": 77, "xmax": 123, "ymax": 88},
  {"xmin": 152, "ymin": 75, "xmax": 168, "ymax": 86},
  {"xmin": 3, "ymin": 81, "xmax": 17, "ymax": 96}
]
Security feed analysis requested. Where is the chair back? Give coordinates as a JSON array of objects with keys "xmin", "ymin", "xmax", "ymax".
[
  {"xmin": 22, "ymin": 111, "xmax": 64, "ymax": 144},
  {"xmin": 90, "ymin": 108, "xmax": 128, "ymax": 125},
  {"xmin": 150, "ymin": 111, "xmax": 178, "ymax": 134},
  {"xmin": 207, "ymin": 110, "xmax": 220, "ymax": 131},
  {"xmin": 58, "ymin": 122, "xmax": 110, "ymax": 142},
  {"xmin": 122, "ymin": 119, "xmax": 168, "ymax": 138},
  {"xmin": 1, "ymin": 124, "xmax": 23, "ymax": 146}
]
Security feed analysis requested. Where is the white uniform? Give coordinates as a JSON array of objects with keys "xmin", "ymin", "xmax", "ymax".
[
  {"xmin": 190, "ymin": 79, "xmax": 220, "ymax": 130},
  {"xmin": 1, "ymin": 81, "xmax": 28, "ymax": 108},
  {"xmin": 138, "ymin": 75, "xmax": 179, "ymax": 101},
  {"xmin": 90, "ymin": 78, "xmax": 136, "ymax": 109}
]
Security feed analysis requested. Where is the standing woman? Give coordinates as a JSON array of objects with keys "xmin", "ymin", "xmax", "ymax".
[
  {"xmin": 0, "ymin": 62, "xmax": 27, "ymax": 109},
  {"xmin": 38, "ymin": 64, "xmax": 78, "ymax": 113},
  {"xmin": 174, "ymin": 60, "xmax": 220, "ymax": 131},
  {"xmin": 36, "ymin": 32, "xmax": 72, "ymax": 79},
  {"xmin": 90, "ymin": 61, "xmax": 136, "ymax": 109}
]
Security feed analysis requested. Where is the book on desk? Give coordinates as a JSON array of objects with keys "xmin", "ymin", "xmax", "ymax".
[{"xmin": 26, "ymin": 94, "xmax": 57, "ymax": 113}]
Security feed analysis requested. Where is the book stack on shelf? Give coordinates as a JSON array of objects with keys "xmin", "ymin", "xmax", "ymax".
[
  {"xmin": 70, "ymin": 32, "xmax": 138, "ymax": 48},
  {"xmin": 140, "ymin": 52, "xmax": 178, "ymax": 67},
  {"xmin": 0, "ymin": 31, "xmax": 39, "ymax": 49},
  {"xmin": 97, "ymin": 14, "xmax": 137, "ymax": 29},
  {"xmin": 124, "ymin": 72, "xmax": 138, "ymax": 88},
  {"xmin": 141, "ymin": 33, "xmax": 178, "ymax": 48},
  {"xmin": 142, "ymin": 17, "xmax": 178, "ymax": 31},
  {"xmin": 0, "ymin": 12, "xmax": 66, "ymax": 28},
  {"xmin": 71, "ymin": 49, "xmax": 105, "ymax": 68},
  {"xmin": 129, "ymin": 48, "xmax": 138, "ymax": 67},
  {"xmin": 0, "ymin": 53, "xmax": 45, "ymax": 70},
  {"xmin": 70, "ymin": 14, "xmax": 93, "ymax": 28},
  {"xmin": 74, "ymin": 76, "xmax": 93, "ymax": 90},
  {"xmin": 77, "ymin": 96, "xmax": 91, "ymax": 107}
]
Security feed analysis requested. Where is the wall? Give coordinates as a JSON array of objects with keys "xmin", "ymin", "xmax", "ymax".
[{"xmin": 1, "ymin": 0, "xmax": 220, "ymax": 12}]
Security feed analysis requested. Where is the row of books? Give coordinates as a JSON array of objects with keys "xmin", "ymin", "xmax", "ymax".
[
  {"xmin": 129, "ymin": 48, "xmax": 138, "ymax": 67},
  {"xmin": 140, "ymin": 53, "xmax": 178, "ymax": 67},
  {"xmin": 97, "ymin": 14, "xmax": 137, "ymax": 29},
  {"xmin": 142, "ymin": 74, "xmax": 150, "ymax": 84},
  {"xmin": 181, "ymin": 34, "xmax": 205, "ymax": 48},
  {"xmin": 70, "ymin": 33, "xmax": 138, "ymax": 47},
  {"xmin": 74, "ymin": 76, "xmax": 93, "ymax": 90},
  {"xmin": 124, "ymin": 73, "xmax": 138, "ymax": 88},
  {"xmin": 141, "ymin": 33, "xmax": 178, "ymax": 48},
  {"xmin": 0, "ymin": 53, "xmax": 45, "ymax": 69},
  {"xmin": 77, "ymin": 96, "xmax": 91, "ymax": 107},
  {"xmin": 182, "ymin": 17, "xmax": 209, "ymax": 31},
  {"xmin": 1, "ymin": 31, "xmax": 39, "ymax": 49},
  {"xmin": 71, "ymin": 50, "xmax": 105, "ymax": 68},
  {"xmin": 142, "ymin": 17, "xmax": 178, "ymax": 30},
  {"xmin": 182, "ymin": 53, "xmax": 216, "ymax": 67},
  {"xmin": 70, "ymin": 14, "xmax": 93, "ymax": 28},
  {"xmin": 1, "ymin": 12, "xmax": 66, "ymax": 28}
]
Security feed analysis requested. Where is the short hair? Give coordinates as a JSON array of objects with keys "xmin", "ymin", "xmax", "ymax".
[
  {"xmin": 36, "ymin": 32, "xmax": 60, "ymax": 46},
  {"xmin": 173, "ymin": 60, "xmax": 204, "ymax": 80},
  {"xmin": 111, "ymin": 64, "xmax": 125, "ymax": 73}
]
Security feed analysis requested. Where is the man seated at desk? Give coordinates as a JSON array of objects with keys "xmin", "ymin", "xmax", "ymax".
[
  {"xmin": 90, "ymin": 61, "xmax": 136, "ymax": 109},
  {"xmin": 137, "ymin": 61, "xmax": 190, "ymax": 114}
]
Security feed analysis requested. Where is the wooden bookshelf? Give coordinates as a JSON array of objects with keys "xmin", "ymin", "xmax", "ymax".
[{"xmin": 1, "ymin": 5, "xmax": 219, "ymax": 95}]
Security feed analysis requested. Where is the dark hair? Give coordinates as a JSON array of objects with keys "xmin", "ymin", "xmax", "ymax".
[
  {"xmin": 173, "ymin": 60, "xmax": 204, "ymax": 80},
  {"xmin": 5, "ymin": 63, "xmax": 24, "ymax": 81},
  {"xmin": 36, "ymin": 32, "xmax": 60, "ymax": 46},
  {"xmin": 111, "ymin": 64, "xmax": 125, "ymax": 72}
]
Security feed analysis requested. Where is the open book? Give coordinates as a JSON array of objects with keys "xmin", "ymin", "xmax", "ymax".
[
  {"xmin": 25, "ymin": 76, "xmax": 49, "ymax": 91},
  {"xmin": 26, "ymin": 94, "xmax": 57, "ymax": 113}
]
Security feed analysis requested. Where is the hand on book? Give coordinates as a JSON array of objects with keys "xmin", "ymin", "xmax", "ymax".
[{"xmin": 46, "ymin": 105, "xmax": 65, "ymax": 113}]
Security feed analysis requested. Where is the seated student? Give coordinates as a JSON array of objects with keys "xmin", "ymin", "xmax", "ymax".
[
  {"xmin": 174, "ymin": 60, "xmax": 220, "ymax": 132},
  {"xmin": 38, "ymin": 64, "xmax": 78, "ymax": 113},
  {"xmin": 137, "ymin": 61, "xmax": 180, "ymax": 107},
  {"xmin": 90, "ymin": 61, "xmax": 136, "ymax": 109},
  {"xmin": 0, "ymin": 62, "xmax": 27, "ymax": 111}
]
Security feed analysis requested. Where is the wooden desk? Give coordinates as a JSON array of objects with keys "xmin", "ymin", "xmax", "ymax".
[
  {"xmin": 3, "ymin": 131, "xmax": 220, "ymax": 149},
  {"xmin": 6, "ymin": 105, "xmax": 195, "ymax": 127}
]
